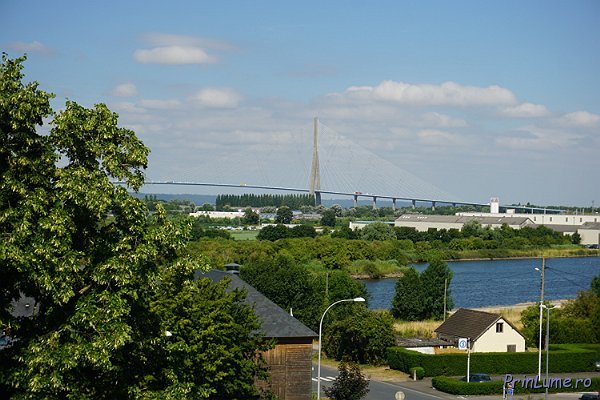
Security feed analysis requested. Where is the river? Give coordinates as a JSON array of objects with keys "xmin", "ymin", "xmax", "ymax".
[{"xmin": 363, "ymin": 256, "xmax": 600, "ymax": 310}]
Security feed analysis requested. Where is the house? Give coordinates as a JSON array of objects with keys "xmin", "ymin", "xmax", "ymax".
[
  {"xmin": 434, "ymin": 308, "xmax": 526, "ymax": 353},
  {"xmin": 195, "ymin": 270, "xmax": 317, "ymax": 400}
]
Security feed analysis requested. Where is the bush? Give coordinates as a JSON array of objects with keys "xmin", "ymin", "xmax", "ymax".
[
  {"xmin": 409, "ymin": 367, "xmax": 425, "ymax": 380},
  {"xmin": 324, "ymin": 309, "xmax": 395, "ymax": 365},
  {"xmin": 432, "ymin": 376, "xmax": 600, "ymax": 396},
  {"xmin": 387, "ymin": 345, "xmax": 598, "ymax": 377},
  {"xmin": 324, "ymin": 361, "xmax": 369, "ymax": 400}
]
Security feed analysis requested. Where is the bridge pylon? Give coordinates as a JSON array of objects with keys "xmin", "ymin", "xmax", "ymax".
[{"xmin": 308, "ymin": 117, "xmax": 321, "ymax": 205}]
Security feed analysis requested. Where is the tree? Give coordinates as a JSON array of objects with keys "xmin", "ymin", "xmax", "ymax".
[
  {"xmin": 0, "ymin": 55, "xmax": 270, "ymax": 398},
  {"xmin": 275, "ymin": 206, "xmax": 293, "ymax": 224},
  {"xmin": 360, "ymin": 222, "xmax": 396, "ymax": 241},
  {"xmin": 243, "ymin": 207, "xmax": 260, "ymax": 225},
  {"xmin": 323, "ymin": 309, "xmax": 395, "ymax": 365},
  {"xmin": 256, "ymin": 224, "xmax": 289, "ymax": 241},
  {"xmin": 323, "ymin": 361, "xmax": 369, "ymax": 400},
  {"xmin": 420, "ymin": 259, "xmax": 454, "ymax": 320},
  {"xmin": 591, "ymin": 274, "xmax": 600, "ymax": 297},
  {"xmin": 391, "ymin": 267, "xmax": 425, "ymax": 320},
  {"xmin": 146, "ymin": 276, "xmax": 273, "ymax": 399},
  {"xmin": 320, "ymin": 209, "xmax": 337, "ymax": 227}
]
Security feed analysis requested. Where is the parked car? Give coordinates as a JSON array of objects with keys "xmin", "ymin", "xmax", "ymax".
[
  {"xmin": 460, "ymin": 373, "xmax": 492, "ymax": 382},
  {"xmin": 579, "ymin": 394, "xmax": 599, "ymax": 400}
]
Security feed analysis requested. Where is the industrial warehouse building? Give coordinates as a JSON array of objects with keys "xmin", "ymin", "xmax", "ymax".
[{"xmin": 394, "ymin": 214, "xmax": 535, "ymax": 231}]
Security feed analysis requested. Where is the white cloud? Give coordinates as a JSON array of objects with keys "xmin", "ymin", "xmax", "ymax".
[
  {"xmin": 112, "ymin": 101, "xmax": 146, "ymax": 113},
  {"xmin": 134, "ymin": 46, "xmax": 217, "ymax": 65},
  {"xmin": 138, "ymin": 99, "xmax": 182, "ymax": 109},
  {"xmin": 496, "ymin": 125, "xmax": 582, "ymax": 149},
  {"xmin": 190, "ymin": 88, "xmax": 241, "ymax": 108},
  {"xmin": 417, "ymin": 129, "xmax": 466, "ymax": 146},
  {"xmin": 142, "ymin": 33, "xmax": 234, "ymax": 50},
  {"xmin": 8, "ymin": 41, "xmax": 54, "ymax": 55},
  {"xmin": 420, "ymin": 112, "xmax": 468, "ymax": 128},
  {"xmin": 333, "ymin": 81, "xmax": 517, "ymax": 107},
  {"xmin": 112, "ymin": 83, "xmax": 138, "ymax": 97},
  {"xmin": 557, "ymin": 111, "xmax": 600, "ymax": 128},
  {"xmin": 501, "ymin": 102, "xmax": 549, "ymax": 118}
]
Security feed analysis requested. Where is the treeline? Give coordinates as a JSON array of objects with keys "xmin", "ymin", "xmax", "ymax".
[{"xmin": 216, "ymin": 193, "xmax": 315, "ymax": 209}]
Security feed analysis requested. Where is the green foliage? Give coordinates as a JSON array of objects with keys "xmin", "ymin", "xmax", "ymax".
[
  {"xmin": 323, "ymin": 309, "xmax": 395, "ymax": 365},
  {"xmin": 420, "ymin": 259, "xmax": 453, "ymax": 320},
  {"xmin": 391, "ymin": 267, "xmax": 424, "ymax": 320},
  {"xmin": 145, "ymin": 276, "xmax": 273, "ymax": 399},
  {"xmin": 387, "ymin": 344, "xmax": 598, "ymax": 377},
  {"xmin": 432, "ymin": 376, "xmax": 600, "ymax": 396},
  {"xmin": 323, "ymin": 361, "xmax": 370, "ymax": 400},
  {"xmin": 0, "ymin": 55, "xmax": 271, "ymax": 399},
  {"xmin": 521, "ymin": 292, "xmax": 600, "ymax": 346},
  {"xmin": 409, "ymin": 367, "xmax": 425, "ymax": 380},
  {"xmin": 320, "ymin": 209, "xmax": 337, "ymax": 227},
  {"xmin": 243, "ymin": 208, "xmax": 260, "ymax": 225},
  {"xmin": 275, "ymin": 206, "xmax": 293, "ymax": 224},
  {"xmin": 240, "ymin": 258, "xmax": 324, "ymax": 331},
  {"xmin": 256, "ymin": 224, "xmax": 317, "ymax": 241},
  {"xmin": 360, "ymin": 222, "xmax": 396, "ymax": 241},
  {"xmin": 216, "ymin": 193, "xmax": 314, "ymax": 209},
  {"xmin": 592, "ymin": 274, "xmax": 600, "ymax": 297}
]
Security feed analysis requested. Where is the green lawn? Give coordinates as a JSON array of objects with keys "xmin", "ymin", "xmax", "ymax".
[{"xmin": 230, "ymin": 230, "xmax": 259, "ymax": 241}]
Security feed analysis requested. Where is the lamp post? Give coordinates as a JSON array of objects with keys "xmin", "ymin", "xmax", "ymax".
[
  {"xmin": 317, "ymin": 297, "xmax": 366, "ymax": 400},
  {"xmin": 541, "ymin": 304, "xmax": 556, "ymax": 400},
  {"xmin": 535, "ymin": 258, "xmax": 546, "ymax": 379}
]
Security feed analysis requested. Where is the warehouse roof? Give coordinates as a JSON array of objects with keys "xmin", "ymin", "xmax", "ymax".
[{"xmin": 395, "ymin": 214, "xmax": 533, "ymax": 226}]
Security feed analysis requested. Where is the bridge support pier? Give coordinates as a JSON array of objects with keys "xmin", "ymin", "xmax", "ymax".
[
  {"xmin": 315, "ymin": 191, "xmax": 321, "ymax": 206},
  {"xmin": 432, "ymin": 201, "xmax": 436, "ymax": 211},
  {"xmin": 392, "ymin": 198, "xmax": 396, "ymax": 211},
  {"xmin": 372, "ymin": 196, "xmax": 377, "ymax": 210},
  {"xmin": 412, "ymin": 199, "xmax": 416, "ymax": 209},
  {"xmin": 353, "ymin": 195, "xmax": 358, "ymax": 208}
]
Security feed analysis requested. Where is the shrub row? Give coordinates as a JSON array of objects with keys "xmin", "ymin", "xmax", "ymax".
[
  {"xmin": 432, "ymin": 376, "xmax": 600, "ymax": 396},
  {"xmin": 387, "ymin": 345, "xmax": 597, "ymax": 377}
]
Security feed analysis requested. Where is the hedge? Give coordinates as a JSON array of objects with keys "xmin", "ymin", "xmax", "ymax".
[
  {"xmin": 432, "ymin": 376, "xmax": 600, "ymax": 396},
  {"xmin": 387, "ymin": 344, "xmax": 597, "ymax": 377}
]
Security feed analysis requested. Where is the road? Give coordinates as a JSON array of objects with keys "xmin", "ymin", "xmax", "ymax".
[{"xmin": 312, "ymin": 364, "xmax": 445, "ymax": 400}]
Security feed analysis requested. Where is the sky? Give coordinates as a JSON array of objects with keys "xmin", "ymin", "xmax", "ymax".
[{"xmin": 2, "ymin": 0, "xmax": 599, "ymax": 207}]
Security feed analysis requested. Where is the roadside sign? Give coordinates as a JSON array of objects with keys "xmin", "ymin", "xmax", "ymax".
[
  {"xmin": 458, "ymin": 338, "xmax": 468, "ymax": 350},
  {"xmin": 507, "ymin": 388, "xmax": 514, "ymax": 396}
]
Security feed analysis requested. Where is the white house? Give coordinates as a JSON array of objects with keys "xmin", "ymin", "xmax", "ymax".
[{"xmin": 435, "ymin": 308, "xmax": 526, "ymax": 353}]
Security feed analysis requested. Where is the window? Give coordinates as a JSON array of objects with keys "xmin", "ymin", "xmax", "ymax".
[
  {"xmin": 507, "ymin": 344, "xmax": 516, "ymax": 352},
  {"xmin": 549, "ymin": 217, "xmax": 553, "ymax": 222},
  {"xmin": 496, "ymin": 322, "xmax": 504, "ymax": 333}
]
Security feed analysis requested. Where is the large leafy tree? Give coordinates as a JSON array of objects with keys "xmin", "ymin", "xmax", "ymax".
[
  {"xmin": 0, "ymin": 55, "xmax": 270, "ymax": 399},
  {"xmin": 420, "ymin": 258, "xmax": 453, "ymax": 320},
  {"xmin": 391, "ymin": 267, "xmax": 425, "ymax": 320}
]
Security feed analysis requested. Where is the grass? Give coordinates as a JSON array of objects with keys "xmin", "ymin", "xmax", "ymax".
[
  {"xmin": 393, "ymin": 304, "xmax": 528, "ymax": 338},
  {"xmin": 229, "ymin": 230, "xmax": 258, "ymax": 241}
]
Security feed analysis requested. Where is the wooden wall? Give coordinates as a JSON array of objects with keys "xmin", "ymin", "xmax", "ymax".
[{"xmin": 259, "ymin": 339, "xmax": 314, "ymax": 400}]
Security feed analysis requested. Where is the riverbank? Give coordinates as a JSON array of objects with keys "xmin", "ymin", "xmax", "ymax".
[{"xmin": 350, "ymin": 251, "xmax": 600, "ymax": 279}]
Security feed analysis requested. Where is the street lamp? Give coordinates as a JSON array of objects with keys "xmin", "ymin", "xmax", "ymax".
[
  {"xmin": 541, "ymin": 304, "xmax": 556, "ymax": 400},
  {"xmin": 317, "ymin": 297, "xmax": 366, "ymax": 400}
]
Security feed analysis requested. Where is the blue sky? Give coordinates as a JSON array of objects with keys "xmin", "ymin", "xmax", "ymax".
[{"xmin": 3, "ymin": 0, "xmax": 599, "ymax": 206}]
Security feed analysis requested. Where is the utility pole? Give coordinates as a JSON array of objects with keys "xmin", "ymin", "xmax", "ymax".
[
  {"xmin": 537, "ymin": 258, "xmax": 545, "ymax": 379},
  {"xmin": 443, "ymin": 277, "xmax": 448, "ymax": 321}
]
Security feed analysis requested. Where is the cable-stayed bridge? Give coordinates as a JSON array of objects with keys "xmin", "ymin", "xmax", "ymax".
[{"xmin": 133, "ymin": 118, "xmax": 489, "ymax": 209}]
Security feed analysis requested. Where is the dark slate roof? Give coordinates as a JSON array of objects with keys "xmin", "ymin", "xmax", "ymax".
[
  {"xmin": 194, "ymin": 270, "xmax": 317, "ymax": 339},
  {"xmin": 435, "ymin": 308, "xmax": 503, "ymax": 341}
]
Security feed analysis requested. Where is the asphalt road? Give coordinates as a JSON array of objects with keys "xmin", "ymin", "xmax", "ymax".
[{"xmin": 313, "ymin": 364, "xmax": 445, "ymax": 400}]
